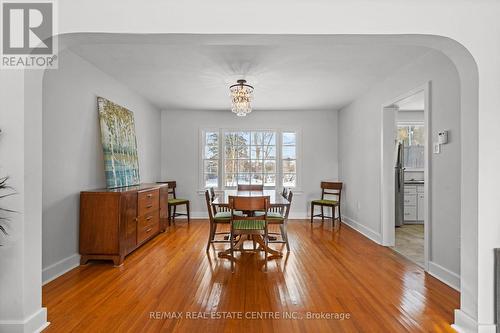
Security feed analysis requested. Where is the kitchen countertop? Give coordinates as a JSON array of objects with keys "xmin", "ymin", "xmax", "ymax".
[{"xmin": 404, "ymin": 180, "xmax": 424, "ymax": 185}]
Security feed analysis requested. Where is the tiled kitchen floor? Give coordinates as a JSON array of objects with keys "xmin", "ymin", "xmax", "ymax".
[{"xmin": 392, "ymin": 224, "xmax": 424, "ymax": 267}]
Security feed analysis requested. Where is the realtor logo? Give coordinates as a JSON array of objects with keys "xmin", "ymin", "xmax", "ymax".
[{"xmin": 1, "ymin": 1, "xmax": 57, "ymax": 69}]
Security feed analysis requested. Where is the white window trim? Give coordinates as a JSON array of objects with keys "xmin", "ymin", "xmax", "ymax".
[{"xmin": 198, "ymin": 127, "xmax": 302, "ymax": 192}]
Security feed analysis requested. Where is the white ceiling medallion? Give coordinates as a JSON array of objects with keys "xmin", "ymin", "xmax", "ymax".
[{"xmin": 229, "ymin": 79, "xmax": 254, "ymax": 117}]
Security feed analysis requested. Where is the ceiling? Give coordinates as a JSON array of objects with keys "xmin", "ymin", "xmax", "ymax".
[{"xmin": 67, "ymin": 34, "xmax": 431, "ymax": 111}]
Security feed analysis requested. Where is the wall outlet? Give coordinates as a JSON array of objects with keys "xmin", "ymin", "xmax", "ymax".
[
  {"xmin": 433, "ymin": 143, "xmax": 441, "ymax": 154},
  {"xmin": 356, "ymin": 201, "xmax": 361, "ymax": 211}
]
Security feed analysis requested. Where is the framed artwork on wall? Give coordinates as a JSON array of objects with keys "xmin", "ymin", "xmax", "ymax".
[{"xmin": 97, "ymin": 97, "xmax": 140, "ymax": 188}]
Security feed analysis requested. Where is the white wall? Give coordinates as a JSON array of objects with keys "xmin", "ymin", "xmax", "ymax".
[
  {"xmin": 397, "ymin": 110, "xmax": 424, "ymax": 122},
  {"xmin": 161, "ymin": 109, "xmax": 339, "ymax": 217},
  {"xmin": 41, "ymin": 50, "xmax": 162, "ymax": 283},
  {"xmin": 338, "ymin": 50, "xmax": 461, "ymax": 281},
  {"xmin": 0, "ymin": 71, "xmax": 48, "ymax": 332}
]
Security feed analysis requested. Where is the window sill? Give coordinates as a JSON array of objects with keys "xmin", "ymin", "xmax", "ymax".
[{"xmin": 196, "ymin": 189, "xmax": 303, "ymax": 195}]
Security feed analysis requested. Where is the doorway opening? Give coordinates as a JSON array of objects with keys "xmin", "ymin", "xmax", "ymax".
[{"xmin": 381, "ymin": 82, "xmax": 430, "ymax": 270}]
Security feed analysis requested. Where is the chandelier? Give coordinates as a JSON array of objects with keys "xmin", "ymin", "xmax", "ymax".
[{"xmin": 229, "ymin": 79, "xmax": 254, "ymax": 117}]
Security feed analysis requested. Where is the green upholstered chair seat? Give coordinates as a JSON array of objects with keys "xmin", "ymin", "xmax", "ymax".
[
  {"xmin": 253, "ymin": 211, "xmax": 284, "ymax": 220},
  {"xmin": 214, "ymin": 211, "xmax": 245, "ymax": 220},
  {"xmin": 168, "ymin": 198, "xmax": 189, "ymax": 205},
  {"xmin": 312, "ymin": 199, "xmax": 338, "ymax": 205},
  {"xmin": 233, "ymin": 220, "xmax": 266, "ymax": 230}
]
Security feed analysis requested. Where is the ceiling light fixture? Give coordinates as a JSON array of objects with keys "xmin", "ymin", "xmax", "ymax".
[{"xmin": 229, "ymin": 79, "xmax": 254, "ymax": 117}]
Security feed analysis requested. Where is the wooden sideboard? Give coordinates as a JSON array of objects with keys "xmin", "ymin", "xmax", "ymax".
[{"xmin": 80, "ymin": 183, "xmax": 168, "ymax": 266}]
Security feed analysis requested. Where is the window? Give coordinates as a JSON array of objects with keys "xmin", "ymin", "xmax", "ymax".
[
  {"xmin": 201, "ymin": 129, "xmax": 298, "ymax": 189},
  {"xmin": 398, "ymin": 124, "xmax": 424, "ymax": 169},
  {"xmin": 223, "ymin": 131, "xmax": 276, "ymax": 187},
  {"xmin": 282, "ymin": 132, "xmax": 297, "ymax": 187},
  {"xmin": 202, "ymin": 131, "xmax": 219, "ymax": 188}
]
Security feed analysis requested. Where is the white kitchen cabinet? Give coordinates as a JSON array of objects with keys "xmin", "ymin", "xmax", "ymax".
[
  {"xmin": 404, "ymin": 206, "xmax": 417, "ymax": 220},
  {"xmin": 403, "ymin": 184, "xmax": 424, "ymax": 223},
  {"xmin": 417, "ymin": 193, "xmax": 424, "ymax": 220}
]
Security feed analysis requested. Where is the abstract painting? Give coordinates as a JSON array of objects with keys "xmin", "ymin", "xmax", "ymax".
[{"xmin": 97, "ymin": 97, "xmax": 140, "ymax": 188}]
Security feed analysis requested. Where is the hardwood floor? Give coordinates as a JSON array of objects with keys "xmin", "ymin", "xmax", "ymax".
[{"xmin": 43, "ymin": 220, "xmax": 459, "ymax": 333}]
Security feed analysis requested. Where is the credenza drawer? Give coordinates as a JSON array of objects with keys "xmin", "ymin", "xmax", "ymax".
[
  {"xmin": 138, "ymin": 211, "xmax": 158, "ymax": 228},
  {"xmin": 138, "ymin": 189, "xmax": 159, "ymax": 216},
  {"xmin": 137, "ymin": 213, "xmax": 159, "ymax": 244}
]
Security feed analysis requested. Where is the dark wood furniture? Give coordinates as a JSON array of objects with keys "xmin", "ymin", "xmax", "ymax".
[
  {"xmin": 79, "ymin": 183, "xmax": 168, "ymax": 266},
  {"xmin": 237, "ymin": 184, "xmax": 264, "ymax": 191},
  {"xmin": 214, "ymin": 190, "xmax": 286, "ymax": 264},
  {"xmin": 265, "ymin": 190, "xmax": 293, "ymax": 251},
  {"xmin": 205, "ymin": 190, "xmax": 231, "ymax": 252},
  {"xmin": 310, "ymin": 181, "xmax": 343, "ymax": 227},
  {"xmin": 229, "ymin": 195, "xmax": 270, "ymax": 272},
  {"xmin": 159, "ymin": 181, "xmax": 190, "ymax": 223}
]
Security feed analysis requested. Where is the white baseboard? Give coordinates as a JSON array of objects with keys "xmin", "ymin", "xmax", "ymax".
[
  {"xmin": 288, "ymin": 213, "xmax": 308, "ymax": 219},
  {"xmin": 42, "ymin": 253, "xmax": 80, "ymax": 285},
  {"xmin": 478, "ymin": 324, "xmax": 498, "ymax": 333},
  {"xmin": 453, "ymin": 309, "xmax": 477, "ymax": 333},
  {"xmin": 341, "ymin": 216, "xmax": 382, "ymax": 244},
  {"xmin": 0, "ymin": 307, "xmax": 49, "ymax": 333},
  {"xmin": 428, "ymin": 261, "xmax": 460, "ymax": 291},
  {"xmin": 452, "ymin": 309, "xmax": 497, "ymax": 333}
]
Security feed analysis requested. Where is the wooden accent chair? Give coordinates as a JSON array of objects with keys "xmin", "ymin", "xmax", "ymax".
[
  {"xmin": 209, "ymin": 187, "xmax": 244, "ymax": 215},
  {"xmin": 164, "ymin": 181, "xmax": 190, "ymax": 224},
  {"xmin": 205, "ymin": 190, "xmax": 231, "ymax": 252},
  {"xmin": 255, "ymin": 190, "xmax": 293, "ymax": 251},
  {"xmin": 229, "ymin": 196, "xmax": 270, "ymax": 272},
  {"xmin": 237, "ymin": 184, "xmax": 264, "ymax": 191},
  {"xmin": 310, "ymin": 182, "xmax": 342, "ymax": 227}
]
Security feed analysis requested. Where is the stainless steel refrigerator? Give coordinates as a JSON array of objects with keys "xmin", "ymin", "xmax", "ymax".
[{"xmin": 395, "ymin": 142, "xmax": 404, "ymax": 227}]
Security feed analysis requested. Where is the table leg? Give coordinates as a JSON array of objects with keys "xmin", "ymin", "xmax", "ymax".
[
  {"xmin": 217, "ymin": 234, "xmax": 283, "ymax": 260},
  {"xmin": 218, "ymin": 235, "xmax": 245, "ymax": 259},
  {"xmin": 252, "ymin": 235, "xmax": 283, "ymax": 259}
]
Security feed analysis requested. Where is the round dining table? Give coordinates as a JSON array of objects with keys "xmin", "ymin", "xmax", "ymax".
[{"xmin": 211, "ymin": 190, "xmax": 290, "ymax": 259}]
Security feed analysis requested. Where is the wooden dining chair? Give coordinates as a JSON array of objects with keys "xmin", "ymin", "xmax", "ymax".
[
  {"xmin": 310, "ymin": 182, "xmax": 343, "ymax": 227},
  {"xmin": 164, "ymin": 181, "xmax": 190, "ymax": 224},
  {"xmin": 267, "ymin": 191, "xmax": 293, "ymax": 251},
  {"xmin": 205, "ymin": 190, "xmax": 233, "ymax": 252},
  {"xmin": 229, "ymin": 195, "xmax": 270, "ymax": 272},
  {"xmin": 237, "ymin": 184, "xmax": 264, "ymax": 191}
]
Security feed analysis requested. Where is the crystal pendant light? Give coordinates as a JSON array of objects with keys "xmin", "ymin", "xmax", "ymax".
[{"xmin": 229, "ymin": 79, "xmax": 254, "ymax": 117}]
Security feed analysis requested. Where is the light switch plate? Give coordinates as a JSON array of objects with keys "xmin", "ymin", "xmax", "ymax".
[{"xmin": 433, "ymin": 143, "xmax": 440, "ymax": 154}]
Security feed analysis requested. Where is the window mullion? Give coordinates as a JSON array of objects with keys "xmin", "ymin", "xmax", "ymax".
[
  {"xmin": 218, "ymin": 129, "xmax": 222, "ymax": 189},
  {"xmin": 278, "ymin": 130, "xmax": 282, "ymax": 190}
]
